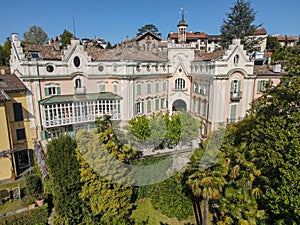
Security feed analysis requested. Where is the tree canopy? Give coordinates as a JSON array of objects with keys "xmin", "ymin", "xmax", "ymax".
[
  {"xmin": 23, "ymin": 25, "xmax": 48, "ymax": 45},
  {"xmin": 0, "ymin": 38, "xmax": 11, "ymax": 66},
  {"xmin": 59, "ymin": 29, "xmax": 74, "ymax": 47},
  {"xmin": 136, "ymin": 24, "xmax": 161, "ymax": 37},
  {"xmin": 220, "ymin": 0, "xmax": 262, "ymax": 53}
]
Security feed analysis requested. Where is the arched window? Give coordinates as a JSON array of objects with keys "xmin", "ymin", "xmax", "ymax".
[
  {"xmin": 75, "ymin": 78, "xmax": 82, "ymax": 88},
  {"xmin": 175, "ymin": 78, "xmax": 185, "ymax": 90},
  {"xmin": 234, "ymin": 54, "xmax": 239, "ymax": 65}
]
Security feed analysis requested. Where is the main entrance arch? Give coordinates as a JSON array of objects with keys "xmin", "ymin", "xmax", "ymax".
[{"xmin": 172, "ymin": 99, "xmax": 187, "ymax": 112}]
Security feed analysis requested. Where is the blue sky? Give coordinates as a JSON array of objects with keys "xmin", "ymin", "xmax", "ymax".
[{"xmin": 0, "ymin": 0, "xmax": 299, "ymax": 45}]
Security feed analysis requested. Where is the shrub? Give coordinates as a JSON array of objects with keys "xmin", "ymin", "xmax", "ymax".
[
  {"xmin": 25, "ymin": 174, "xmax": 43, "ymax": 200},
  {"xmin": 0, "ymin": 203, "xmax": 48, "ymax": 225}
]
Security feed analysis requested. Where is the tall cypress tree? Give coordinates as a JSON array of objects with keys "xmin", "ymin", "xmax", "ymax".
[
  {"xmin": 220, "ymin": 0, "xmax": 262, "ymax": 53},
  {"xmin": 46, "ymin": 135, "xmax": 84, "ymax": 224}
]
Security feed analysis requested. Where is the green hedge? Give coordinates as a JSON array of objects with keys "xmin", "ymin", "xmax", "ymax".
[{"xmin": 0, "ymin": 203, "xmax": 48, "ymax": 225}]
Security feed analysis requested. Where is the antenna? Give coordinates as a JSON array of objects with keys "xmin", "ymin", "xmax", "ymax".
[{"xmin": 72, "ymin": 16, "xmax": 76, "ymax": 38}]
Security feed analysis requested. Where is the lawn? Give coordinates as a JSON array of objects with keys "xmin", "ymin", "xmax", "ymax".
[
  {"xmin": 0, "ymin": 179, "xmax": 25, "ymax": 190},
  {"xmin": 131, "ymin": 198, "xmax": 196, "ymax": 225}
]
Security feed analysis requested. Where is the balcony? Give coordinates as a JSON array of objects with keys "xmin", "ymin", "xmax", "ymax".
[
  {"xmin": 230, "ymin": 91, "xmax": 242, "ymax": 102},
  {"xmin": 74, "ymin": 87, "xmax": 86, "ymax": 95}
]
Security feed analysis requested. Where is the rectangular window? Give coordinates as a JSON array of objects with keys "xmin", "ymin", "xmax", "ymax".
[
  {"xmin": 155, "ymin": 98, "xmax": 160, "ymax": 111},
  {"xmin": 135, "ymin": 101, "xmax": 144, "ymax": 115},
  {"xmin": 113, "ymin": 84, "xmax": 118, "ymax": 94},
  {"xmin": 14, "ymin": 149, "xmax": 30, "ymax": 170},
  {"xmin": 163, "ymin": 81, "xmax": 167, "ymax": 92},
  {"xmin": 147, "ymin": 100, "xmax": 151, "ymax": 113},
  {"xmin": 13, "ymin": 103, "xmax": 24, "ymax": 122},
  {"xmin": 155, "ymin": 82, "xmax": 160, "ymax": 93},
  {"xmin": 136, "ymin": 83, "xmax": 142, "ymax": 95},
  {"xmin": 16, "ymin": 128, "xmax": 26, "ymax": 140},
  {"xmin": 230, "ymin": 104, "xmax": 237, "ymax": 123},
  {"xmin": 99, "ymin": 83, "xmax": 106, "ymax": 92},
  {"xmin": 147, "ymin": 83, "xmax": 151, "ymax": 94},
  {"xmin": 45, "ymin": 87, "xmax": 61, "ymax": 96},
  {"xmin": 161, "ymin": 98, "xmax": 166, "ymax": 109},
  {"xmin": 257, "ymin": 80, "xmax": 267, "ymax": 92}
]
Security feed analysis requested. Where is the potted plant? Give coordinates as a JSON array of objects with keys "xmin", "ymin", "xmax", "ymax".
[
  {"xmin": 35, "ymin": 193, "xmax": 45, "ymax": 206},
  {"xmin": 27, "ymin": 198, "xmax": 36, "ymax": 209}
]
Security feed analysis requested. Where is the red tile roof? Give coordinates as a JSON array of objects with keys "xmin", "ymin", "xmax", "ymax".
[
  {"xmin": 276, "ymin": 36, "xmax": 298, "ymax": 41},
  {"xmin": 253, "ymin": 28, "xmax": 267, "ymax": 35},
  {"xmin": 194, "ymin": 50, "xmax": 225, "ymax": 61},
  {"xmin": 23, "ymin": 44, "xmax": 62, "ymax": 60},
  {"xmin": 0, "ymin": 74, "xmax": 27, "ymax": 101},
  {"xmin": 169, "ymin": 32, "xmax": 207, "ymax": 39}
]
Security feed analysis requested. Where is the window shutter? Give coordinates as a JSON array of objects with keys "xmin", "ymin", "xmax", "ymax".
[
  {"xmin": 203, "ymin": 101, "xmax": 207, "ymax": 117},
  {"xmin": 113, "ymin": 85, "xmax": 118, "ymax": 94},
  {"xmin": 141, "ymin": 102, "xmax": 144, "ymax": 113},
  {"xmin": 147, "ymin": 100, "xmax": 151, "ymax": 113},
  {"xmin": 230, "ymin": 104, "xmax": 237, "ymax": 123},
  {"xmin": 45, "ymin": 87, "xmax": 49, "ymax": 96},
  {"xmin": 155, "ymin": 98, "xmax": 159, "ymax": 110},
  {"xmin": 198, "ymin": 99, "xmax": 201, "ymax": 113},
  {"xmin": 257, "ymin": 80, "xmax": 261, "ymax": 92},
  {"xmin": 163, "ymin": 82, "xmax": 166, "ymax": 92},
  {"xmin": 136, "ymin": 84, "xmax": 141, "ymax": 95},
  {"xmin": 238, "ymin": 80, "xmax": 241, "ymax": 93},
  {"xmin": 57, "ymin": 87, "xmax": 61, "ymax": 95},
  {"xmin": 134, "ymin": 103, "xmax": 137, "ymax": 115}
]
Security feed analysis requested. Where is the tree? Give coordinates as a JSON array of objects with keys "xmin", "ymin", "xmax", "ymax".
[
  {"xmin": 136, "ymin": 24, "xmax": 161, "ymax": 37},
  {"xmin": 23, "ymin": 25, "xmax": 48, "ymax": 45},
  {"xmin": 76, "ymin": 116, "xmax": 136, "ymax": 224},
  {"xmin": 106, "ymin": 41, "xmax": 113, "ymax": 49},
  {"xmin": 220, "ymin": 0, "xmax": 262, "ymax": 53},
  {"xmin": 59, "ymin": 29, "xmax": 74, "ymax": 47},
  {"xmin": 46, "ymin": 135, "xmax": 84, "ymax": 224},
  {"xmin": 266, "ymin": 36, "xmax": 280, "ymax": 52},
  {"xmin": 0, "ymin": 38, "xmax": 11, "ymax": 66}
]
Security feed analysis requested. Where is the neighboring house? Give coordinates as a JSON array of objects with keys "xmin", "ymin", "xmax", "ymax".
[
  {"xmin": 9, "ymin": 15, "xmax": 281, "ymax": 145},
  {"xmin": 207, "ymin": 35, "xmax": 222, "ymax": 52},
  {"xmin": 275, "ymin": 35, "xmax": 298, "ymax": 47},
  {"xmin": 250, "ymin": 28, "xmax": 268, "ymax": 63},
  {"xmin": 0, "ymin": 68, "xmax": 33, "ymax": 181},
  {"xmin": 117, "ymin": 31, "xmax": 162, "ymax": 50}
]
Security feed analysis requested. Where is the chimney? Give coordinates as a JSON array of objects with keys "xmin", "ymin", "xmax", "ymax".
[
  {"xmin": 0, "ymin": 69, "xmax": 5, "ymax": 75},
  {"xmin": 52, "ymin": 36, "xmax": 60, "ymax": 51}
]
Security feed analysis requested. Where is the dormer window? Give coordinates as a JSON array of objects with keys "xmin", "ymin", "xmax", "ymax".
[{"xmin": 29, "ymin": 51, "xmax": 40, "ymax": 59}]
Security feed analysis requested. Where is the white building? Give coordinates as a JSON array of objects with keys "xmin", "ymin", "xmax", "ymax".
[{"xmin": 9, "ymin": 15, "xmax": 281, "ymax": 142}]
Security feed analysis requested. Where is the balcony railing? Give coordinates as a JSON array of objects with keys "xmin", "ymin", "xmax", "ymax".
[
  {"xmin": 230, "ymin": 91, "xmax": 242, "ymax": 101},
  {"xmin": 74, "ymin": 87, "xmax": 86, "ymax": 95}
]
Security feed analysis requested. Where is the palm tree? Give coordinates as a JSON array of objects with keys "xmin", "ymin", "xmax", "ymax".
[{"xmin": 187, "ymin": 154, "xmax": 229, "ymax": 225}]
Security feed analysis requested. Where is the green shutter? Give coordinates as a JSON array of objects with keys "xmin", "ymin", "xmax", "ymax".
[
  {"xmin": 230, "ymin": 104, "xmax": 237, "ymax": 123},
  {"xmin": 155, "ymin": 83, "xmax": 159, "ymax": 93},
  {"xmin": 136, "ymin": 84, "xmax": 141, "ymax": 95},
  {"xmin": 193, "ymin": 98, "xmax": 196, "ymax": 111},
  {"xmin": 257, "ymin": 80, "xmax": 261, "ymax": 92},
  {"xmin": 203, "ymin": 101, "xmax": 207, "ymax": 117},
  {"xmin": 147, "ymin": 100, "xmax": 151, "ymax": 113},
  {"xmin": 141, "ymin": 102, "xmax": 144, "ymax": 113},
  {"xmin": 198, "ymin": 99, "xmax": 201, "ymax": 113},
  {"xmin": 238, "ymin": 80, "xmax": 241, "ymax": 93},
  {"xmin": 161, "ymin": 98, "xmax": 164, "ymax": 109},
  {"xmin": 134, "ymin": 103, "xmax": 137, "ymax": 115},
  {"xmin": 155, "ymin": 99, "xmax": 159, "ymax": 110},
  {"xmin": 57, "ymin": 87, "xmax": 61, "ymax": 95},
  {"xmin": 147, "ymin": 83, "xmax": 151, "ymax": 94},
  {"xmin": 163, "ymin": 82, "xmax": 166, "ymax": 92},
  {"xmin": 45, "ymin": 87, "xmax": 49, "ymax": 96},
  {"xmin": 113, "ymin": 85, "xmax": 118, "ymax": 94}
]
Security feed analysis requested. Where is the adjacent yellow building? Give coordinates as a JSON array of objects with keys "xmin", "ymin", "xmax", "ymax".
[{"xmin": 0, "ymin": 68, "xmax": 33, "ymax": 181}]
